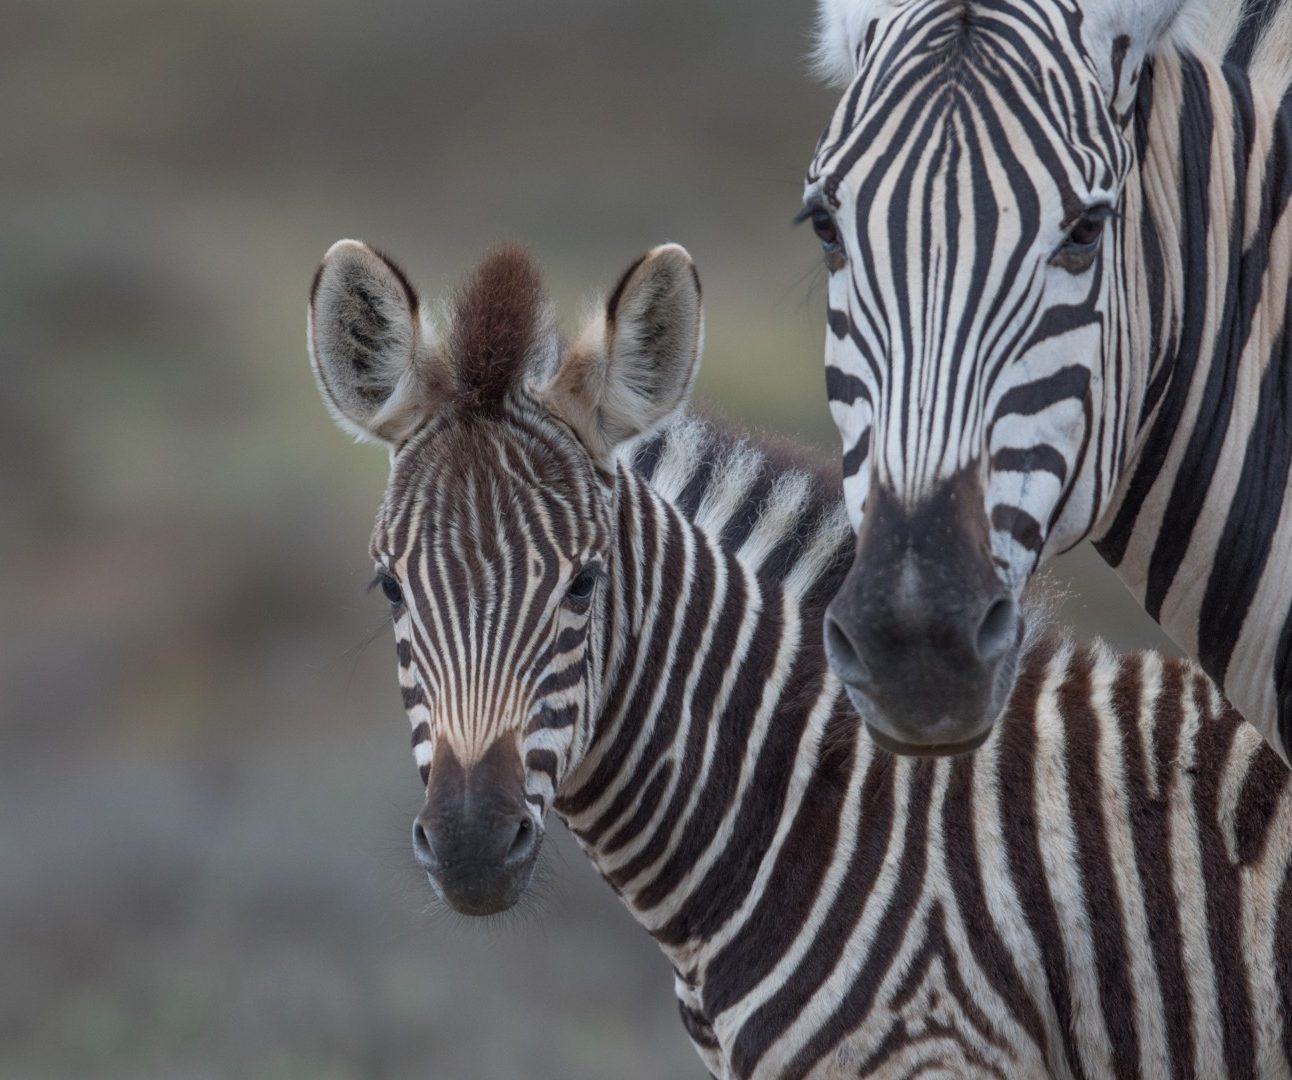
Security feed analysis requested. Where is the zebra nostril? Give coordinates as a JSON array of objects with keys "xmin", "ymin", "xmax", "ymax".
[
  {"xmin": 824, "ymin": 610, "xmax": 870, "ymax": 689},
  {"xmin": 976, "ymin": 596, "xmax": 1017, "ymax": 663},
  {"xmin": 411, "ymin": 820, "xmax": 436, "ymax": 870},
  {"xmin": 505, "ymin": 817, "xmax": 537, "ymax": 865}
]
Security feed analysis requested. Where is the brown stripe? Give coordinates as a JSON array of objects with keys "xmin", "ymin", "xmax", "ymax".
[
  {"xmin": 1232, "ymin": 737, "xmax": 1291, "ymax": 866},
  {"xmin": 887, "ymin": 902, "xmax": 1006, "ymax": 1050},
  {"xmin": 941, "ymin": 751, "xmax": 1049, "ymax": 1059},
  {"xmin": 637, "ymin": 595, "xmax": 789, "ymax": 921},
  {"xmin": 649, "ymin": 622, "xmax": 820, "ymax": 935},
  {"xmin": 780, "ymin": 760, "xmax": 938, "ymax": 1080},
  {"xmin": 997, "ymin": 645, "xmax": 1089, "ymax": 1080},
  {"xmin": 726, "ymin": 751, "xmax": 897, "ymax": 1077},
  {"xmin": 702, "ymin": 699, "xmax": 858, "ymax": 1018},
  {"xmin": 1060, "ymin": 647, "xmax": 1142, "ymax": 1077},
  {"xmin": 593, "ymin": 536, "xmax": 718, "ymax": 855},
  {"xmin": 1111, "ymin": 655, "xmax": 1196, "ymax": 1078},
  {"xmin": 1188, "ymin": 676, "xmax": 1258, "ymax": 1076},
  {"xmin": 1276, "ymin": 864, "xmax": 1292, "ymax": 1066},
  {"xmin": 558, "ymin": 493, "xmax": 668, "ymax": 819},
  {"xmin": 607, "ymin": 548, "xmax": 748, "ymax": 886},
  {"xmin": 677, "ymin": 999, "xmax": 719, "ymax": 1050},
  {"xmin": 606, "ymin": 253, "xmax": 649, "ymax": 325},
  {"xmin": 859, "ymin": 1016, "xmax": 1008, "ymax": 1080},
  {"xmin": 603, "ymin": 762, "xmax": 673, "ymax": 860}
]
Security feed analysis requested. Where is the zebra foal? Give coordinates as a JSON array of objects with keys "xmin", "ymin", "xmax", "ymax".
[
  {"xmin": 308, "ymin": 239, "xmax": 1292, "ymax": 1078},
  {"xmin": 804, "ymin": 0, "xmax": 1292, "ymax": 761}
]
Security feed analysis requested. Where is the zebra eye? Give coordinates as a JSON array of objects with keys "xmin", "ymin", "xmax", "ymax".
[
  {"xmin": 379, "ymin": 573, "xmax": 403, "ymax": 606},
  {"xmin": 797, "ymin": 201, "xmax": 846, "ymax": 271},
  {"xmin": 565, "ymin": 567, "xmax": 599, "ymax": 604},
  {"xmin": 810, "ymin": 207, "xmax": 840, "ymax": 248},
  {"xmin": 1068, "ymin": 215, "xmax": 1105, "ymax": 247},
  {"xmin": 811, "ymin": 208, "xmax": 848, "ymax": 272},
  {"xmin": 1052, "ymin": 205, "xmax": 1113, "ymax": 273}
]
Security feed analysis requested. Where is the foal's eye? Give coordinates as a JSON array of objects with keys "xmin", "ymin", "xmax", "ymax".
[
  {"xmin": 379, "ymin": 574, "xmax": 403, "ymax": 606},
  {"xmin": 565, "ymin": 567, "xmax": 599, "ymax": 604}
]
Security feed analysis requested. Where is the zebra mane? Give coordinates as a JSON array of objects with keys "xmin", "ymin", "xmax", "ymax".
[
  {"xmin": 628, "ymin": 409, "xmax": 1059, "ymax": 649},
  {"xmin": 444, "ymin": 244, "xmax": 556, "ymax": 413},
  {"xmin": 629, "ymin": 411, "xmax": 844, "ymax": 535},
  {"xmin": 1018, "ymin": 571, "xmax": 1063, "ymax": 656},
  {"xmin": 627, "ymin": 411, "xmax": 854, "ymax": 620}
]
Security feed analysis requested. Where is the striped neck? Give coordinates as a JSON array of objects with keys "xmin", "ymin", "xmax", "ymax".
[
  {"xmin": 1094, "ymin": 48, "xmax": 1292, "ymax": 755},
  {"xmin": 553, "ymin": 417, "xmax": 855, "ymax": 970}
]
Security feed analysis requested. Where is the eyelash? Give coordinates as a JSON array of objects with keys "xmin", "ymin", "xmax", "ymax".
[
  {"xmin": 796, "ymin": 202, "xmax": 847, "ymax": 271},
  {"xmin": 370, "ymin": 570, "xmax": 404, "ymax": 607},
  {"xmin": 1050, "ymin": 204, "xmax": 1118, "ymax": 273}
]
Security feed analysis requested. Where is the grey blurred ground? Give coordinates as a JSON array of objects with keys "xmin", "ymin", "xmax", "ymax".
[{"xmin": 1, "ymin": 1, "xmax": 1172, "ymax": 1076}]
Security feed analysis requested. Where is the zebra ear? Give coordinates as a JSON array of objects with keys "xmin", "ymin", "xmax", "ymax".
[
  {"xmin": 812, "ymin": 0, "xmax": 889, "ymax": 85},
  {"xmin": 546, "ymin": 244, "xmax": 703, "ymax": 465},
  {"xmin": 1080, "ymin": 0, "xmax": 1187, "ymax": 118},
  {"xmin": 308, "ymin": 239, "xmax": 439, "ymax": 446}
]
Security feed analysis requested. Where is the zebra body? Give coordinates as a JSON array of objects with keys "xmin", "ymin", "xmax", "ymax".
[
  {"xmin": 807, "ymin": 0, "xmax": 1292, "ymax": 760},
  {"xmin": 582, "ymin": 420, "xmax": 1292, "ymax": 1080},
  {"xmin": 309, "ymin": 241, "xmax": 1292, "ymax": 1078}
]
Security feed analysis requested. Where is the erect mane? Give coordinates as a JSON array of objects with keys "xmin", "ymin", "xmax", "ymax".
[{"xmin": 447, "ymin": 245, "xmax": 550, "ymax": 412}]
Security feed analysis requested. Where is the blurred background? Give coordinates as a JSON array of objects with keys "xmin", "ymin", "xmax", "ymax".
[{"xmin": 1, "ymin": 1, "xmax": 1173, "ymax": 1076}]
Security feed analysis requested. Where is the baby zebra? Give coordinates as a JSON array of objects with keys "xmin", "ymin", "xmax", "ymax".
[{"xmin": 308, "ymin": 240, "xmax": 1292, "ymax": 1078}]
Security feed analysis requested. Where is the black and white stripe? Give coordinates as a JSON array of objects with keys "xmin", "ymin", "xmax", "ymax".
[
  {"xmin": 311, "ymin": 242, "xmax": 1292, "ymax": 1078},
  {"xmin": 377, "ymin": 401, "xmax": 612, "ymax": 816},
  {"xmin": 400, "ymin": 410, "xmax": 1292, "ymax": 1078},
  {"xmin": 805, "ymin": 0, "xmax": 1292, "ymax": 759}
]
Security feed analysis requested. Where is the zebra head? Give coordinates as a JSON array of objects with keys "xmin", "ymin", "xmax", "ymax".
[
  {"xmin": 806, "ymin": 0, "xmax": 1180, "ymax": 754},
  {"xmin": 308, "ymin": 240, "xmax": 702, "ymax": 914}
]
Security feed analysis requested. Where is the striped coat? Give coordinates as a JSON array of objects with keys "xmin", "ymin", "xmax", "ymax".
[
  {"xmin": 307, "ymin": 240, "xmax": 1292, "ymax": 1077},
  {"xmin": 574, "ymin": 418, "xmax": 1292, "ymax": 1079},
  {"xmin": 805, "ymin": 0, "xmax": 1292, "ymax": 760}
]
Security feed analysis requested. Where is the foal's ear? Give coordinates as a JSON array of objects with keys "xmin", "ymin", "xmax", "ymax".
[
  {"xmin": 308, "ymin": 239, "xmax": 438, "ymax": 446},
  {"xmin": 546, "ymin": 244, "xmax": 703, "ymax": 466}
]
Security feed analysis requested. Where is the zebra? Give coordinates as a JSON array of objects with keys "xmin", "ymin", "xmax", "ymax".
[
  {"xmin": 802, "ymin": 0, "xmax": 1292, "ymax": 762},
  {"xmin": 309, "ymin": 238, "xmax": 1292, "ymax": 1078}
]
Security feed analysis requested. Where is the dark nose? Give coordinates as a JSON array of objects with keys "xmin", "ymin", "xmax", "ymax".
[
  {"xmin": 826, "ymin": 470, "xmax": 1021, "ymax": 755},
  {"xmin": 412, "ymin": 805, "xmax": 537, "ymax": 874},
  {"xmin": 413, "ymin": 741, "xmax": 542, "ymax": 915},
  {"xmin": 825, "ymin": 590, "xmax": 1016, "ymax": 677}
]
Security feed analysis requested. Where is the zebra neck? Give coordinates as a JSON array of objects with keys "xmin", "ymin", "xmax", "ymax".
[
  {"xmin": 555, "ymin": 465, "xmax": 853, "ymax": 972},
  {"xmin": 1094, "ymin": 49, "xmax": 1292, "ymax": 758}
]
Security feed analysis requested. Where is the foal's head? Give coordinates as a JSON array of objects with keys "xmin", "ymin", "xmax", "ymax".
[{"xmin": 309, "ymin": 241, "xmax": 702, "ymax": 913}]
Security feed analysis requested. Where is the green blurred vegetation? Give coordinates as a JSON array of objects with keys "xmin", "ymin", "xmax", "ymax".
[{"xmin": 0, "ymin": 1, "xmax": 1171, "ymax": 1076}]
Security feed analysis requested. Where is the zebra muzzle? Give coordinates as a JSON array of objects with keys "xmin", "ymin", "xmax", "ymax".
[
  {"xmin": 411, "ymin": 739, "xmax": 542, "ymax": 915},
  {"xmin": 824, "ymin": 469, "xmax": 1022, "ymax": 755}
]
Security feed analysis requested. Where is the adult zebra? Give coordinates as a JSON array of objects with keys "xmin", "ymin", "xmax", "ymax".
[
  {"xmin": 309, "ymin": 239, "xmax": 1292, "ymax": 1078},
  {"xmin": 803, "ymin": 0, "xmax": 1292, "ymax": 761}
]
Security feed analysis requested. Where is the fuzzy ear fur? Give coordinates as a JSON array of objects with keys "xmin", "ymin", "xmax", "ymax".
[
  {"xmin": 308, "ymin": 239, "xmax": 438, "ymax": 445},
  {"xmin": 1080, "ymin": 0, "xmax": 1189, "ymax": 117},
  {"xmin": 545, "ymin": 244, "xmax": 703, "ymax": 466},
  {"xmin": 812, "ymin": 0, "xmax": 889, "ymax": 85}
]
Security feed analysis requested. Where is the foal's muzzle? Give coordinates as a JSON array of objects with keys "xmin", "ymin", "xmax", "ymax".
[{"xmin": 412, "ymin": 739, "xmax": 541, "ymax": 915}]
